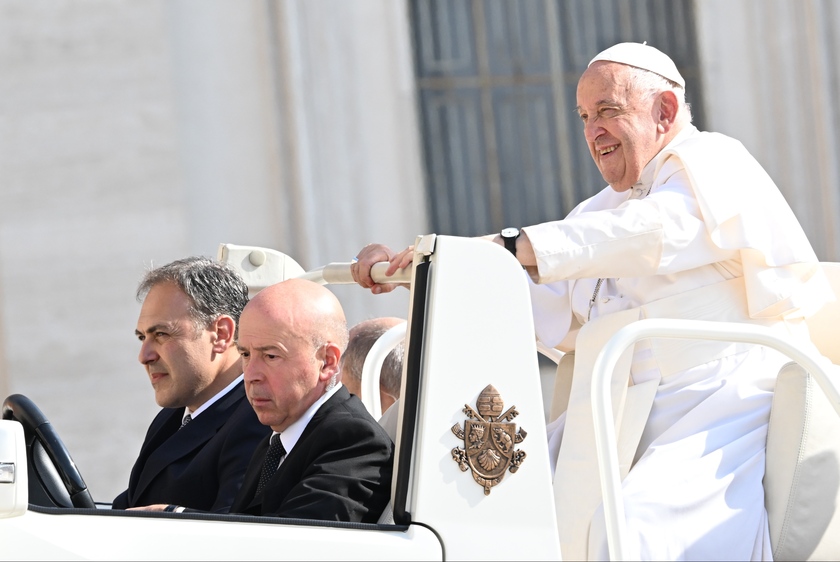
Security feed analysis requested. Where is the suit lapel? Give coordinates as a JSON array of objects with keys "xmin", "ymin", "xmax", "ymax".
[
  {"xmin": 280, "ymin": 386, "xmax": 347, "ymax": 465},
  {"xmin": 133, "ymin": 382, "xmax": 247, "ymax": 500},
  {"xmin": 245, "ymin": 387, "xmax": 350, "ymax": 512},
  {"xmin": 127, "ymin": 407, "xmax": 182, "ymax": 501},
  {"xmin": 235, "ymin": 433, "xmax": 271, "ymax": 513}
]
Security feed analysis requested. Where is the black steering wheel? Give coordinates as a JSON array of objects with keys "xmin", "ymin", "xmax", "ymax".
[{"xmin": 2, "ymin": 394, "xmax": 95, "ymax": 509}]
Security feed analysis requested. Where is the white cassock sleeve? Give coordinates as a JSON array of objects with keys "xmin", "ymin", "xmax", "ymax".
[
  {"xmin": 523, "ymin": 129, "xmax": 834, "ymax": 347},
  {"xmin": 523, "ymin": 161, "xmax": 738, "ymax": 348}
]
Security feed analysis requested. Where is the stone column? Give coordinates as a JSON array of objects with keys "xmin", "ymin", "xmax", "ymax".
[{"xmin": 695, "ymin": 0, "xmax": 840, "ymax": 260}]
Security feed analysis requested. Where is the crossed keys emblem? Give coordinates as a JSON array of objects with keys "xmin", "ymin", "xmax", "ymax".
[{"xmin": 451, "ymin": 384, "xmax": 527, "ymax": 495}]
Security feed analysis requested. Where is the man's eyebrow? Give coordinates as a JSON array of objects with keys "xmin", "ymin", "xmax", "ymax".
[
  {"xmin": 241, "ymin": 343, "xmax": 290, "ymax": 355},
  {"xmin": 135, "ymin": 323, "xmax": 172, "ymax": 336}
]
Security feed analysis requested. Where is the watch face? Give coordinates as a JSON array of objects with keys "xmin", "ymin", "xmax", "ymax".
[{"xmin": 501, "ymin": 227, "xmax": 519, "ymax": 238}]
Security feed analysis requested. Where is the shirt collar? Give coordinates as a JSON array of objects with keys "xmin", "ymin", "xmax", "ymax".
[
  {"xmin": 276, "ymin": 382, "xmax": 343, "ymax": 455},
  {"xmin": 629, "ymin": 124, "xmax": 697, "ymax": 200},
  {"xmin": 183, "ymin": 374, "xmax": 244, "ymax": 423}
]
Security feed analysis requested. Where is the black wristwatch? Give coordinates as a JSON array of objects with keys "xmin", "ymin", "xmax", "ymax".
[{"xmin": 500, "ymin": 227, "xmax": 520, "ymax": 257}]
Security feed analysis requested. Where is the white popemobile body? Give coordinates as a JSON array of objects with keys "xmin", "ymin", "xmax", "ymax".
[{"xmin": 1, "ymin": 234, "xmax": 839, "ymax": 560}]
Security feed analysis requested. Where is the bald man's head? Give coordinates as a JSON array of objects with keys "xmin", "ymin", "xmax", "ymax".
[
  {"xmin": 237, "ymin": 279, "xmax": 350, "ymax": 432},
  {"xmin": 247, "ymin": 279, "xmax": 349, "ymax": 350}
]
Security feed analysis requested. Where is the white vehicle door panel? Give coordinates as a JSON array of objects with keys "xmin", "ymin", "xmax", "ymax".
[{"xmin": 0, "ymin": 510, "xmax": 443, "ymax": 561}]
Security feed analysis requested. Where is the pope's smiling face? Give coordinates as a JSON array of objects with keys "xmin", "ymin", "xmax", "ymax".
[{"xmin": 576, "ymin": 61, "xmax": 666, "ymax": 192}]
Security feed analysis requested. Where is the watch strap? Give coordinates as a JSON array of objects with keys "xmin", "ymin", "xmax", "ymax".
[{"xmin": 501, "ymin": 228, "xmax": 520, "ymax": 257}]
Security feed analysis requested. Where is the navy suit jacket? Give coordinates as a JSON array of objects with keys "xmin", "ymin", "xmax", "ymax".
[
  {"xmin": 230, "ymin": 386, "xmax": 394, "ymax": 522},
  {"xmin": 113, "ymin": 381, "xmax": 270, "ymax": 512}
]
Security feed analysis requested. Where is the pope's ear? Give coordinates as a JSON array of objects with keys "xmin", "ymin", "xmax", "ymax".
[{"xmin": 657, "ymin": 90, "xmax": 679, "ymax": 130}]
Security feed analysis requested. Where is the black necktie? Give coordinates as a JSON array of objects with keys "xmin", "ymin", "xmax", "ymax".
[
  {"xmin": 256, "ymin": 434, "xmax": 286, "ymax": 496},
  {"xmin": 179, "ymin": 414, "xmax": 192, "ymax": 430}
]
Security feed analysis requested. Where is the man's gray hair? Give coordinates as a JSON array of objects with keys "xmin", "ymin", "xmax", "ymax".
[
  {"xmin": 137, "ymin": 256, "xmax": 249, "ymax": 332},
  {"xmin": 380, "ymin": 341, "xmax": 404, "ymax": 400},
  {"xmin": 340, "ymin": 321, "xmax": 402, "ymax": 400},
  {"xmin": 340, "ymin": 324, "xmax": 381, "ymax": 386}
]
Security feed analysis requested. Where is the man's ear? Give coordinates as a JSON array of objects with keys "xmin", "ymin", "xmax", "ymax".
[
  {"xmin": 319, "ymin": 343, "xmax": 342, "ymax": 382},
  {"xmin": 657, "ymin": 90, "xmax": 679, "ymax": 133},
  {"xmin": 211, "ymin": 315, "xmax": 236, "ymax": 353}
]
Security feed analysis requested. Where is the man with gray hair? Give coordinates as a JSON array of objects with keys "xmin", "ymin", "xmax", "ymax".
[
  {"xmin": 112, "ymin": 256, "xmax": 269, "ymax": 512},
  {"xmin": 340, "ymin": 317, "xmax": 405, "ymax": 415}
]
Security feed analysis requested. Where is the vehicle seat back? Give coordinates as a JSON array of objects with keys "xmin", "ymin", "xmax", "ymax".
[
  {"xmin": 548, "ymin": 263, "xmax": 840, "ymax": 424},
  {"xmin": 548, "ymin": 263, "xmax": 840, "ymax": 559},
  {"xmin": 216, "ymin": 243, "xmax": 305, "ymax": 297},
  {"xmin": 765, "ymin": 361, "xmax": 840, "ymax": 560}
]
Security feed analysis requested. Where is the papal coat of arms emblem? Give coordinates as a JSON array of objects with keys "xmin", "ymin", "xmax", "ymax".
[{"xmin": 451, "ymin": 384, "xmax": 527, "ymax": 495}]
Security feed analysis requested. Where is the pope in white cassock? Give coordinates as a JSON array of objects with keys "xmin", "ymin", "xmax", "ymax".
[{"xmin": 351, "ymin": 42, "xmax": 834, "ymax": 561}]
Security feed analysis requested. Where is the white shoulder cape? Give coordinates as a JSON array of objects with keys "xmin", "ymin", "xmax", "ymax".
[{"xmin": 654, "ymin": 131, "xmax": 833, "ymax": 318}]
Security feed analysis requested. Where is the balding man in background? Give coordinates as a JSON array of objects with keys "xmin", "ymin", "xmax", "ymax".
[{"xmin": 341, "ymin": 317, "xmax": 405, "ymax": 415}]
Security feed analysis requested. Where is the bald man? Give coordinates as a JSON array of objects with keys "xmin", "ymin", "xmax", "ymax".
[
  {"xmin": 228, "ymin": 279, "xmax": 393, "ymax": 521},
  {"xmin": 341, "ymin": 317, "xmax": 405, "ymax": 414}
]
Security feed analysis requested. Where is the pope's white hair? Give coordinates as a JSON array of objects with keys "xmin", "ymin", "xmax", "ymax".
[{"xmin": 626, "ymin": 66, "xmax": 693, "ymax": 123}]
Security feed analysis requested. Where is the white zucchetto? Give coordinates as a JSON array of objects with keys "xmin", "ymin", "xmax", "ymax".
[{"xmin": 589, "ymin": 42, "xmax": 686, "ymax": 88}]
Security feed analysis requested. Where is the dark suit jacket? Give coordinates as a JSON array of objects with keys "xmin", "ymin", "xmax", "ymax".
[
  {"xmin": 230, "ymin": 386, "xmax": 394, "ymax": 522},
  {"xmin": 113, "ymin": 381, "xmax": 270, "ymax": 512}
]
